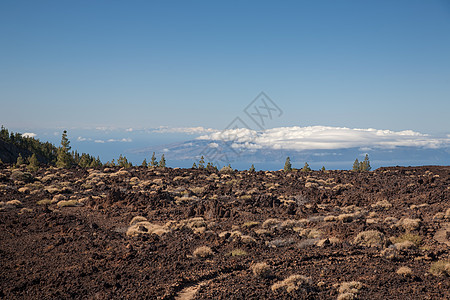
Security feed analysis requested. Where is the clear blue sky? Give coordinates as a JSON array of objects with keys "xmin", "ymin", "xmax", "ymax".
[{"xmin": 1, "ymin": 0, "xmax": 449, "ymax": 135}]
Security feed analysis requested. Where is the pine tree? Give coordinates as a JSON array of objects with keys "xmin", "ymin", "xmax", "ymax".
[
  {"xmin": 352, "ymin": 158, "xmax": 360, "ymax": 171},
  {"xmin": 192, "ymin": 162, "xmax": 197, "ymax": 169},
  {"xmin": 301, "ymin": 162, "xmax": 311, "ymax": 172},
  {"xmin": 321, "ymin": 166, "xmax": 326, "ymax": 171},
  {"xmin": 158, "ymin": 154, "xmax": 166, "ymax": 168},
  {"xmin": 249, "ymin": 164, "xmax": 255, "ymax": 172},
  {"xmin": 361, "ymin": 154, "xmax": 371, "ymax": 171},
  {"xmin": 56, "ymin": 130, "xmax": 72, "ymax": 168},
  {"xmin": 27, "ymin": 154, "xmax": 39, "ymax": 172},
  {"xmin": 150, "ymin": 152, "xmax": 158, "ymax": 167},
  {"xmin": 198, "ymin": 156, "xmax": 205, "ymax": 169},
  {"xmin": 118, "ymin": 154, "xmax": 132, "ymax": 168},
  {"xmin": 284, "ymin": 157, "xmax": 292, "ymax": 172},
  {"xmin": 79, "ymin": 154, "xmax": 90, "ymax": 168},
  {"xmin": 16, "ymin": 153, "xmax": 24, "ymax": 167},
  {"xmin": 141, "ymin": 158, "xmax": 148, "ymax": 167}
]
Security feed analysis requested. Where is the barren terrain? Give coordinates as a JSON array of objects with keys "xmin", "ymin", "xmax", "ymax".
[{"xmin": 1, "ymin": 165, "xmax": 449, "ymax": 299}]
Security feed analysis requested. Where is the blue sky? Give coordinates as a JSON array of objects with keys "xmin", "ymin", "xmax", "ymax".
[{"xmin": 1, "ymin": 0, "xmax": 449, "ymax": 135}]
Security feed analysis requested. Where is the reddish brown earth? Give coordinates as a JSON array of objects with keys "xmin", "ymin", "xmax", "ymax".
[{"xmin": 0, "ymin": 165, "xmax": 449, "ymax": 299}]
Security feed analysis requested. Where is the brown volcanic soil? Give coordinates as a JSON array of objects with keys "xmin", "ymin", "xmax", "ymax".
[{"xmin": 0, "ymin": 165, "xmax": 449, "ymax": 299}]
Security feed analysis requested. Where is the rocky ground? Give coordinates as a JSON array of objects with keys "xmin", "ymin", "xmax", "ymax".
[{"xmin": 0, "ymin": 165, "xmax": 449, "ymax": 299}]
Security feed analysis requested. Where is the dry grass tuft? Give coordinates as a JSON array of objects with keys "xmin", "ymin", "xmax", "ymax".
[
  {"xmin": 371, "ymin": 200, "xmax": 392, "ymax": 209},
  {"xmin": 56, "ymin": 200, "xmax": 79, "ymax": 208},
  {"xmin": 126, "ymin": 221, "xmax": 169, "ymax": 237},
  {"xmin": 429, "ymin": 260, "xmax": 450, "ymax": 277},
  {"xmin": 226, "ymin": 249, "xmax": 247, "ymax": 257},
  {"xmin": 271, "ymin": 274, "xmax": 312, "ymax": 293},
  {"xmin": 129, "ymin": 216, "xmax": 148, "ymax": 226},
  {"xmin": 396, "ymin": 218, "xmax": 421, "ymax": 232},
  {"xmin": 262, "ymin": 218, "xmax": 280, "ymax": 229},
  {"xmin": 251, "ymin": 262, "xmax": 271, "ymax": 278},
  {"xmin": 392, "ymin": 233, "xmax": 422, "ymax": 247},
  {"xmin": 337, "ymin": 281, "xmax": 363, "ymax": 299},
  {"xmin": 193, "ymin": 246, "xmax": 213, "ymax": 258},
  {"xmin": 353, "ymin": 230, "xmax": 385, "ymax": 248},
  {"xmin": 396, "ymin": 266, "xmax": 412, "ymax": 276},
  {"xmin": 242, "ymin": 221, "xmax": 260, "ymax": 229}
]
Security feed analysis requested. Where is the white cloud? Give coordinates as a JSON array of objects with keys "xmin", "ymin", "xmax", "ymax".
[
  {"xmin": 93, "ymin": 138, "xmax": 132, "ymax": 143},
  {"xmin": 153, "ymin": 126, "xmax": 218, "ymax": 134},
  {"xmin": 208, "ymin": 142, "xmax": 219, "ymax": 148},
  {"xmin": 77, "ymin": 136, "xmax": 92, "ymax": 142},
  {"xmin": 22, "ymin": 132, "xmax": 36, "ymax": 138},
  {"xmin": 126, "ymin": 128, "xmax": 133, "ymax": 132},
  {"xmin": 197, "ymin": 126, "xmax": 450, "ymax": 151}
]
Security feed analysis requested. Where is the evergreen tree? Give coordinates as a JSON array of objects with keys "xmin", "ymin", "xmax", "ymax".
[
  {"xmin": 284, "ymin": 157, "xmax": 292, "ymax": 172},
  {"xmin": 158, "ymin": 154, "xmax": 166, "ymax": 168},
  {"xmin": 117, "ymin": 154, "xmax": 132, "ymax": 168},
  {"xmin": 206, "ymin": 162, "xmax": 218, "ymax": 172},
  {"xmin": 141, "ymin": 158, "xmax": 148, "ymax": 167},
  {"xmin": 78, "ymin": 154, "xmax": 90, "ymax": 168},
  {"xmin": 16, "ymin": 153, "xmax": 25, "ymax": 167},
  {"xmin": 56, "ymin": 130, "xmax": 72, "ymax": 168},
  {"xmin": 150, "ymin": 152, "xmax": 158, "ymax": 167},
  {"xmin": 301, "ymin": 162, "xmax": 311, "ymax": 172},
  {"xmin": 192, "ymin": 162, "xmax": 197, "ymax": 169},
  {"xmin": 27, "ymin": 154, "xmax": 39, "ymax": 172},
  {"xmin": 360, "ymin": 154, "xmax": 371, "ymax": 171},
  {"xmin": 352, "ymin": 158, "xmax": 360, "ymax": 171},
  {"xmin": 249, "ymin": 164, "xmax": 255, "ymax": 172},
  {"xmin": 321, "ymin": 166, "xmax": 326, "ymax": 171},
  {"xmin": 198, "ymin": 156, "xmax": 205, "ymax": 169}
]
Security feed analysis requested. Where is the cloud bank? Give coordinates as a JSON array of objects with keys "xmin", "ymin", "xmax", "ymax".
[
  {"xmin": 153, "ymin": 126, "xmax": 218, "ymax": 134},
  {"xmin": 197, "ymin": 126, "xmax": 449, "ymax": 151}
]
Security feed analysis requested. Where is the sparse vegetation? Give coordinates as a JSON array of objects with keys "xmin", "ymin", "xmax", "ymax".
[
  {"xmin": 193, "ymin": 246, "xmax": 213, "ymax": 258},
  {"xmin": 271, "ymin": 274, "xmax": 312, "ymax": 293},
  {"xmin": 251, "ymin": 262, "xmax": 271, "ymax": 278},
  {"xmin": 354, "ymin": 230, "xmax": 385, "ymax": 248},
  {"xmin": 301, "ymin": 162, "xmax": 311, "ymax": 172},
  {"xmin": 226, "ymin": 249, "xmax": 247, "ymax": 257},
  {"xmin": 429, "ymin": 260, "xmax": 450, "ymax": 277},
  {"xmin": 396, "ymin": 266, "xmax": 412, "ymax": 276}
]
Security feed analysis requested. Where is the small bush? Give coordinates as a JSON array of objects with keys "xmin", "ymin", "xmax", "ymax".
[
  {"xmin": 371, "ymin": 200, "xmax": 392, "ymax": 210},
  {"xmin": 130, "ymin": 216, "xmax": 148, "ymax": 226},
  {"xmin": 396, "ymin": 266, "xmax": 412, "ymax": 276},
  {"xmin": 227, "ymin": 249, "xmax": 247, "ymax": 257},
  {"xmin": 10, "ymin": 170, "xmax": 34, "ymax": 183},
  {"xmin": 429, "ymin": 260, "xmax": 450, "ymax": 277},
  {"xmin": 37, "ymin": 199, "xmax": 52, "ymax": 205},
  {"xmin": 219, "ymin": 165, "xmax": 234, "ymax": 174},
  {"xmin": 338, "ymin": 281, "xmax": 363, "ymax": 295},
  {"xmin": 251, "ymin": 262, "xmax": 271, "ymax": 278},
  {"xmin": 392, "ymin": 233, "xmax": 422, "ymax": 247},
  {"xmin": 262, "ymin": 218, "xmax": 280, "ymax": 229},
  {"xmin": 354, "ymin": 230, "xmax": 385, "ymax": 248},
  {"xmin": 397, "ymin": 218, "xmax": 421, "ymax": 232},
  {"xmin": 57, "ymin": 200, "xmax": 79, "ymax": 208},
  {"xmin": 242, "ymin": 221, "xmax": 260, "ymax": 229},
  {"xmin": 193, "ymin": 246, "xmax": 213, "ymax": 258},
  {"xmin": 271, "ymin": 274, "xmax": 312, "ymax": 293}
]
